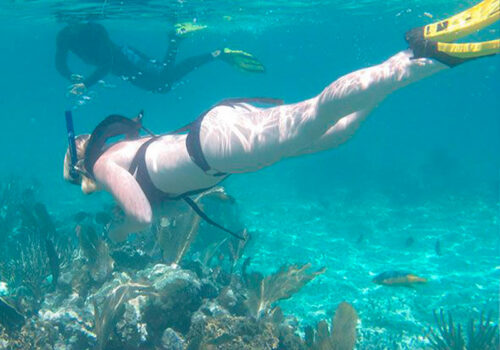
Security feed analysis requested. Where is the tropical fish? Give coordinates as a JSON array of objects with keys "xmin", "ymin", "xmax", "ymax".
[
  {"xmin": 73, "ymin": 211, "xmax": 91, "ymax": 223},
  {"xmin": 45, "ymin": 239, "xmax": 60, "ymax": 288},
  {"xmin": 356, "ymin": 233, "xmax": 364, "ymax": 245},
  {"xmin": 76, "ymin": 225, "xmax": 99, "ymax": 261},
  {"xmin": 435, "ymin": 239, "xmax": 442, "ymax": 256},
  {"xmin": 372, "ymin": 271, "xmax": 427, "ymax": 288},
  {"xmin": 33, "ymin": 202, "xmax": 56, "ymax": 237},
  {"xmin": 19, "ymin": 205, "xmax": 38, "ymax": 230},
  {"xmin": 405, "ymin": 236, "xmax": 415, "ymax": 247},
  {"xmin": 95, "ymin": 211, "xmax": 112, "ymax": 226}
]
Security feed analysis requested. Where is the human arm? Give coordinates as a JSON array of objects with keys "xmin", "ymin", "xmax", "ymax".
[
  {"xmin": 55, "ymin": 28, "xmax": 72, "ymax": 81},
  {"xmin": 56, "ymin": 22, "xmax": 112, "ymax": 93},
  {"xmin": 55, "ymin": 32, "xmax": 88, "ymax": 95},
  {"xmin": 65, "ymin": 63, "xmax": 110, "ymax": 95},
  {"xmin": 93, "ymin": 159, "xmax": 152, "ymax": 242},
  {"xmin": 82, "ymin": 64, "xmax": 111, "ymax": 88}
]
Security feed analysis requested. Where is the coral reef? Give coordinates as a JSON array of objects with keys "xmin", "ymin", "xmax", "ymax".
[{"xmin": 0, "ymin": 180, "xmax": 363, "ymax": 349}]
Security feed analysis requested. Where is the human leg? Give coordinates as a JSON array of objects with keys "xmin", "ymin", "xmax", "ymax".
[
  {"xmin": 163, "ymin": 21, "xmax": 209, "ymax": 68},
  {"xmin": 163, "ymin": 31, "xmax": 180, "ymax": 70},
  {"xmin": 302, "ymin": 109, "xmax": 373, "ymax": 155},
  {"xmin": 201, "ymin": 50, "xmax": 446, "ymax": 173},
  {"xmin": 162, "ymin": 52, "xmax": 216, "ymax": 84}
]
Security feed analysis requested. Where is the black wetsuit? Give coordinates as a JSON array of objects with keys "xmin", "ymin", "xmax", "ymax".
[{"xmin": 55, "ymin": 22, "xmax": 215, "ymax": 93}]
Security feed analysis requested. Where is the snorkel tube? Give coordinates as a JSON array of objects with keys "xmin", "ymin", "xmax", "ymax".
[{"xmin": 65, "ymin": 110, "xmax": 79, "ymax": 178}]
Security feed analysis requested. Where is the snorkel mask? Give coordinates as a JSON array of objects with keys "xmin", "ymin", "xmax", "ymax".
[
  {"xmin": 65, "ymin": 110, "xmax": 92, "ymax": 182},
  {"xmin": 64, "ymin": 109, "xmax": 148, "ymax": 184}
]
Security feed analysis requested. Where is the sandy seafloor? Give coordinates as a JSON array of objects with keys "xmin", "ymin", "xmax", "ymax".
[{"xmin": 232, "ymin": 180, "xmax": 499, "ymax": 348}]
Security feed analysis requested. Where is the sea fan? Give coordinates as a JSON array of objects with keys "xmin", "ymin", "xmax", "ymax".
[
  {"xmin": 156, "ymin": 198, "xmax": 202, "ymax": 265},
  {"xmin": 0, "ymin": 297, "xmax": 25, "ymax": 331},
  {"xmin": 156, "ymin": 186, "xmax": 236, "ymax": 266},
  {"xmin": 305, "ymin": 302, "xmax": 358, "ymax": 350},
  {"xmin": 243, "ymin": 261, "xmax": 326, "ymax": 319}
]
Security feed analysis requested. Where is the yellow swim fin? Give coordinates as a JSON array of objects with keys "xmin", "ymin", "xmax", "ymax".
[
  {"xmin": 436, "ymin": 39, "xmax": 500, "ymax": 59},
  {"xmin": 175, "ymin": 22, "xmax": 207, "ymax": 37},
  {"xmin": 422, "ymin": 0, "xmax": 499, "ymax": 42},
  {"xmin": 406, "ymin": 0, "xmax": 500, "ymax": 66},
  {"xmin": 220, "ymin": 48, "xmax": 265, "ymax": 73}
]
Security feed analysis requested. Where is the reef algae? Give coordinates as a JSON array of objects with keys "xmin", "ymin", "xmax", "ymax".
[{"xmin": 427, "ymin": 309, "xmax": 499, "ymax": 350}]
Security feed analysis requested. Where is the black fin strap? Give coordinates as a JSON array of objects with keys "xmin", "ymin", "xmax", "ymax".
[{"xmin": 183, "ymin": 196, "xmax": 245, "ymax": 240}]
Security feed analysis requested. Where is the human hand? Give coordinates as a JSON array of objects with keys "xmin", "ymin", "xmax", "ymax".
[
  {"xmin": 70, "ymin": 74, "xmax": 84, "ymax": 83},
  {"xmin": 211, "ymin": 49, "xmax": 222, "ymax": 58},
  {"xmin": 67, "ymin": 82, "xmax": 87, "ymax": 96}
]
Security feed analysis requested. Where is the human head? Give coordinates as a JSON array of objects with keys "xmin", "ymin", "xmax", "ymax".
[{"xmin": 63, "ymin": 134, "xmax": 97, "ymax": 194}]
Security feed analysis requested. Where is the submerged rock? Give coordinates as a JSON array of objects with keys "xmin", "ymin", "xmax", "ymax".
[
  {"xmin": 89, "ymin": 264, "xmax": 203, "ymax": 349},
  {"xmin": 37, "ymin": 293, "xmax": 96, "ymax": 349},
  {"xmin": 187, "ymin": 312, "xmax": 281, "ymax": 350},
  {"xmin": 138, "ymin": 264, "xmax": 203, "ymax": 334},
  {"xmin": 111, "ymin": 245, "xmax": 152, "ymax": 270},
  {"xmin": 160, "ymin": 328, "xmax": 185, "ymax": 350},
  {"xmin": 112, "ymin": 295, "xmax": 151, "ymax": 349}
]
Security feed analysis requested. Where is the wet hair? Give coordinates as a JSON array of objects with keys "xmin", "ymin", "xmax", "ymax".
[{"xmin": 63, "ymin": 134, "xmax": 97, "ymax": 194}]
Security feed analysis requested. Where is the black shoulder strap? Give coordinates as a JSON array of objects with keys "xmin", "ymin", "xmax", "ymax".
[{"xmin": 128, "ymin": 137, "xmax": 168, "ymax": 206}]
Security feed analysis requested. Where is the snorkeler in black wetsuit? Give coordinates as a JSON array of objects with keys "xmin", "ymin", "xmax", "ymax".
[{"xmin": 55, "ymin": 22, "xmax": 265, "ymax": 95}]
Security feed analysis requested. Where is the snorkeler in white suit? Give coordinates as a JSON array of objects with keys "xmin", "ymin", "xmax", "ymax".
[{"xmin": 63, "ymin": 1, "xmax": 499, "ymax": 242}]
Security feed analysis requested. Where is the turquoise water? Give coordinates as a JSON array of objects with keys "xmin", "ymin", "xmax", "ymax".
[{"xmin": 0, "ymin": 0, "xmax": 499, "ymax": 348}]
